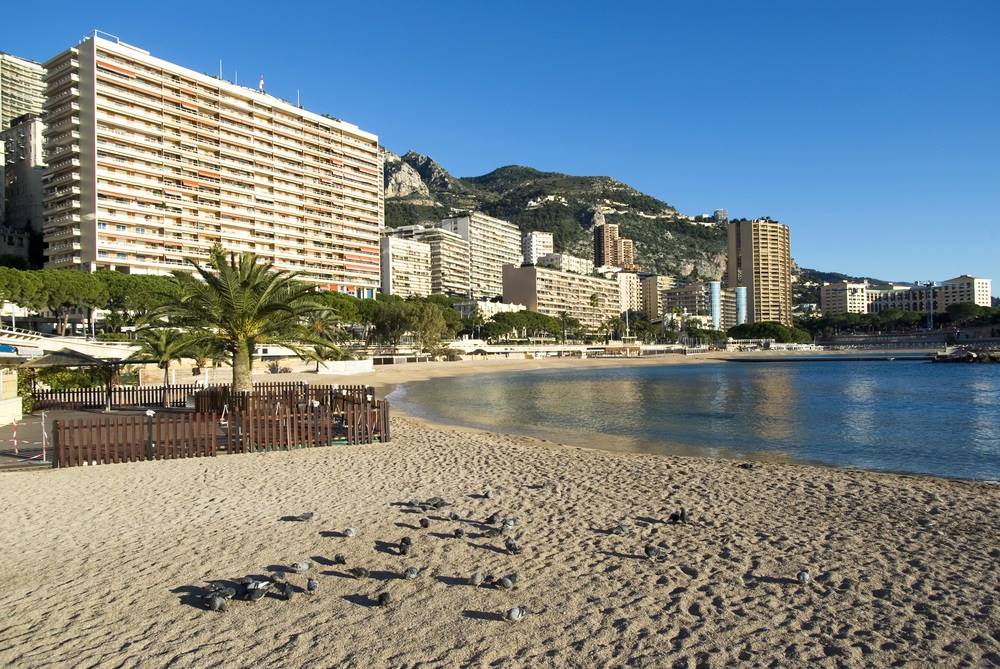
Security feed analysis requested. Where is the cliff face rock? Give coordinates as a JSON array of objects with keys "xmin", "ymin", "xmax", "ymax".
[
  {"xmin": 401, "ymin": 151, "xmax": 456, "ymax": 193},
  {"xmin": 382, "ymin": 148, "xmax": 431, "ymax": 200}
]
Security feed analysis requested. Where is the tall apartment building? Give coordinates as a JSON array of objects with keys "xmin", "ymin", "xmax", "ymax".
[
  {"xmin": 641, "ymin": 275, "xmax": 675, "ymax": 320},
  {"xmin": 522, "ymin": 230, "xmax": 553, "ymax": 265},
  {"xmin": 536, "ymin": 252, "xmax": 592, "ymax": 275},
  {"xmin": 41, "ymin": 33, "xmax": 383, "ymax": 296},
  {"xmin": 440, "ymin": 212, "xmax": 521, "ymax": 298},
  {"xmin": 502, "ymin": 264, "xmax": 621, "ymax": 332},
  {"xmin": 593, "ymin": 222, "xmax": 639, "ymax": 271},
  {"xmin": 0, "ymin": 53, "xmax": 45, "ymax": 129},
  {"xmin": 819, "ymin": 280, "xmax": 870, "ymax": 315},
  {"xmin": 726, "ymin": 218, "xmax": 792, "ymax": 326},
  {"xmin": 391, "ymin": 224, "xmax": 470, "ymax": 297},
  {"xmin": 0, "ymin": 114, "xmax": 46, "ymax": 264},
  {"xmin": 714, "ymin": 208, "xmax": 728, "ymax": 225},
  {"xmin": 379, "ymin": 235, "xmax": 431, "ymax": 298},
  {"xmin": 617, "ymin": 271, "xmax": 642, "ymax": 313}
]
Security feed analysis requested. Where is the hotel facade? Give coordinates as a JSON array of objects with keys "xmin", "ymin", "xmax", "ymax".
[
  {"xmin": 502, "ymin": 263, "xmax": 620, "ymax": 332},
  {"xmin": 822, "ymin": 276, "xmax": 993, "ymax": 315},
  {"xmin": 42, "ymin": 33, "xmax": 383, "ymax": 296},
  {"xmin": 391, "ymin": 224, "xmax": 471, "ymax": 297}
]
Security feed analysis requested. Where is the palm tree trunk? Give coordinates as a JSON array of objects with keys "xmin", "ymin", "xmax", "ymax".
[
  {"xmin": 162, "ymin": 364, "xmax": 170, "ymax": 408},
  {"xmin": 232, "ymin": 341, "xmax": 253, "ymax": 393}
]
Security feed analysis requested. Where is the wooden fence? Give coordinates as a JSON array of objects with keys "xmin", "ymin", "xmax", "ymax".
[
  {"xmin": 193, "ymin": 383, "xmax": 374, "ymax": 413},
  {"xmin": 52, "ymin": 412, "xmax": 218, "ymax": 467},
  {"xmin": 51, "ymin": 399, "xmax": 391, "ymax": 468}
]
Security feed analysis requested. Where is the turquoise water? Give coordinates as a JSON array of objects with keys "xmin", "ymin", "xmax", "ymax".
[{"xmin": 390, "ymin": 361, "xmax": 1000, "ymax": 481}]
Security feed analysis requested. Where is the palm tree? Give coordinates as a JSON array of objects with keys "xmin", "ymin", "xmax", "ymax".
[
  {"xmin": 156, "ymin": 249, "xmax": 325, "ymax": 392},
  {"xmin": 128, "ymin": 329, "xmax": 191, "ymax": 406}
]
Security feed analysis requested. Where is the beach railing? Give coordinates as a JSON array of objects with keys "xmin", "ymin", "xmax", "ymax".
[
  {"xmin": 33, "ymin": 384, "xmax": 201, "ymax": 410},
  {"xmin": 193, "ymin": 384, "xmax": 375, "ymax": 413},
  {"xmin": 51, "ymin": 398, "xmax": 391, "ymax": 468}
]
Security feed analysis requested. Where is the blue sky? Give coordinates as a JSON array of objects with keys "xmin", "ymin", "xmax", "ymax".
[{"xmin": 3, "ymin": 1, "xmax": 998, "ymax": 292}]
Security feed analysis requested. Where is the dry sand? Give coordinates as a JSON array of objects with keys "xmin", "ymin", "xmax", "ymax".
[{"xmin": 1, "ymin": 410, "xmax": 998, "ymax": 668}]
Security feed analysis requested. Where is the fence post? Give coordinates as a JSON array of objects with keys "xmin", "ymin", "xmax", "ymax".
[{"xmin": 52, "ymin": 420, "xmax": 62, "ymax": 468}]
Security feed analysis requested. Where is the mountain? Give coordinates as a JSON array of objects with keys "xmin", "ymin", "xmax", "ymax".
[{"xmin": 382, "ymin": 149, "xmax": 729, "ymax": 281}]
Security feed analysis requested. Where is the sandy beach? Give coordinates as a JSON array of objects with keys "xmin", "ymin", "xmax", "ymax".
[{"xmin": 1, "ymin": 375, "xmax": 998, "ymax": 668}]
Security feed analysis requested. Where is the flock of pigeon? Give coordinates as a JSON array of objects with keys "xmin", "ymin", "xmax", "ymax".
[
  {"xmin": 197, "ymin": 490, "xmax": 536, "ymax": 622},
  {"xmin": 197, "ymin": 484, "xmax": 812, "ymax": 621}
]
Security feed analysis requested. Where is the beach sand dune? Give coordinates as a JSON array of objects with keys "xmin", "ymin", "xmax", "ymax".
[{"xmin": 0, "ymin": 417, "xmax": 997, "ymax": 668}]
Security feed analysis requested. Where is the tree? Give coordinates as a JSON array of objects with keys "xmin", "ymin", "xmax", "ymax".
[
  {"xmin": 128, "ymin": 329, "xmax": 191, "ymax": 406},
  {"xmin": 155, "ymin": 250, "xmax": 326, "ymax": 392},
  {"xmin": 727, "ymin": 321, "xmax": 813, "ymax": 344},
  {"xmin": 35, "ymin": 270, "xmax": 109, "ymax": 335},
  {"xmin": 371, "ymin": 301, "xmax": 412, "ymax": 349},
  {"xmin": 945, "ymin": 303, "xmax": 984, "ymax": 326},
  {"xmin": 410, "ymin": 302, "xmax": 448, "ymax": 353}
]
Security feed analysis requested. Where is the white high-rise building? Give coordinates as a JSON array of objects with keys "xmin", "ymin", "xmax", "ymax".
[
  {"xmin": 41, "ymin": 33, "xmax": 383, "ymax": 296},
  {"xmin": 0, "ymin": 52, "xmax": 44, "ymax": 129},
  {"xmin": 537, "ymin": 252, "xmax": 592, "ymax": 276},
  {"xmin": 440, "ymin": 212, "xmax": 521, "ymax": 299},
  {"xmin": 522, "ymin": 230, "xmax": 553, "ymax": 265},
  {"xmin": 0, "ymin": 114, "xmax": 46, "ymax": 263},
  {"xmin": 617, "ymin": 272, "xmax": 642, "ymax": 313},
  {"xmin": 380, "ymin": 236, "xmax": 431, "ymax": 298},
  {"xmin": 390, "ymin": 224, "xmax": 470, "ymax": 297}
]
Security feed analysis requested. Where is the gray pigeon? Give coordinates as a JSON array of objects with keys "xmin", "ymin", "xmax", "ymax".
[
  {"xmin": 679, "ymin": 507, "xmax": 688, "ymax": 524},
  {"xmin": 484, "ymin": 527, "xmax": 501, "ymax": 539},
  {"xmin": 333, "ymin": 553, "xmax": 347, "ymax": 565},
  {"xmin": 344, "ymin": 528, "xmax": 357, "ymax": 538},
  {"xmin": 400, "ymin": 536, "xmax": 413, "ymax": 546},
  {"xmin": 498, "ymin": 576, "xmax": 514, "ymax": 590},
  {"xmin": 505, "ymin": 607, "xmax": 526, "ymax": 622},
  {"xmin": 454, "ymin": 528, "xmax": 466, "ymax": 539},
  {"xmin": 297, "ymin": 512, "xmax": 314, "ymax": 521},
  {"xmin": 349, "ymin": 567, "xmax": 370, "ymax": 579},
  {"xmin": 280, "ymin": 581, "xmax": 294, "ymax": 601},
  {"xmin": 307, "ymin": 578, "xmax": 319, "ymax": 594},
  {"xmin": 419, "ymin": 518, "xmax": 430, "ymax": 529},
  {"xmin": 797, "ymin": 569, "xmax": 811, "ymax": 585},
  {"xmin": 448, "ymin": 511, "xmax": 460, "ymax": 521},
  {"xmin": 377, "ymin": 592, "xmax": 391, "ymax": 607},
  {"xmin": 612, "ymin": 522, "xmax": 629, "ymax": 535},
  {"xmin": 403, "ymin": 566, "xmax": 419, "ymax": 580},
  {"xmin": 290, "ymin": 562, "xmax": 310, "ymax": 573},
  {"xmin": 205, "ymin": 594, "xmax": 226, "ymax": 611},
  {"xmin": 504, "ymin": 537, "xmax": 522, "ymax": 555},
  {"xmin": 469, "ymin": 571, "xmax": 485, "ymax": 587},
  {"xmin": 483, "ymin": 488, "xmax": 494, "ymax": 499},
  {"xmin": 644, "ymin": 544, "xmax": 663, "ymax": 561},
  {"xmin": 399, "ymin": 542, "xmax": 412, "ymax": 556},
  {"xmin": 269, "ymin": 572, "xmax": 286, "ymax": 584},
  {"xmin": 486, "ymin": 513, "xmax": 500, "ymax": 525},
  {"xmin": 247, "ymin": 587, "xmax": 267, "ymax": 602}
]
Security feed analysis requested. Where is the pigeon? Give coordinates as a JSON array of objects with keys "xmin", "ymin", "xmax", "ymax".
[
  {"xmin": 407, "ymin": 498, "xmax": 421, "ymax": 507},
  {"xmin": 483, "ymin": 527, "xmax": 500, "ymax": 538},
  {"xmin": 205, "ymin": 594, "xmax": 226, "ymax": 611},
  {"xmin": 297, "ymin": 512, "xmax": 314, "ymax": 521},
  {"xmin": 400, "ymin": 536, "xmax": 413, "ymax": 546},
  {"xmin": 419, "ymin": 518, "xmax": 431, "ymax": 529},
  {"xmin": 344, "ymin": 528, "xmax": 357, "ymax": 538},
  {"xmin": 333, "ymin": 553, "xmax": 347, "ymax": 565},
  {"xmin": 612, "ymin": 522, "xmax": 630, "ymax": 535},
  {"xmin": 290, "ymin": 562, "xmax": 310, "ymax": 573},
  {"xmin": 738, "ymin": 462, "xmax": 754, "ymax": 470},
  {"xmin": 207, "ymin": 585, "xmax": 237, "ymax": 600},
  {"xmin": 247, "ymin": 587, "xmax": 267, "ymax": 602},
  {"xmin": 469, "ymin": 571, "xmax": 485, "ymax": 587},
  {"xmin": 502, "ymin": 516, "xmax": 517, "ymax": 529},
  {"xmin": 483, "ymin": 574, "xmax": 497, "ymax": 587},
  {"xmin": 454, "ymin": 528, "xmax": 466, "ymax": 539},
  {"xmin": 448, "ymin": 511, "xmax": 460, "ymax": 521},
  {"xmin": 483, "ymin": 488, "xmax": 494, "ymax": 499},
  {"xmin": 644, "ymin": 544, "xmax": 664, "ymax": 561},
  {"xmin": 426, "ymin": 497, "xmax": 447, "ymax": 509},
  {"xmin": 349, "ymin": 567, "xmax": 370, "ymax": 579},
  {"xmin": 504, "ymin": 537, "xmax": 522, "ymax": 555},
  {"xmin": 505, "ymin": 573, "xmax": 519, "ymax": 587},
  {"xmin": 498, "ymin": 576, "xmax": 515, "ymax": 590},
  {"xmin": 403, "ymin": 566, "xmax": 419, "ymax": 580},
  {"xmin": 797, "ymin": 569, "xmax": 811, "ymax": 585},
  {"xmin": 307, "ymin": 578, "xmax": 319, "ymax": 594},
  {"xmin": 279, "ymin": 581, "xmax": 294, "ymax": 601},
  {"xmin": 679, "ymin": 507, "xmax": 688, "ymax": 524},
  {"xmin": 377, "ymin": 592, "xmax": 391, "ymax": 607},
  {"xmin": 269, "ymin": 572, "xmax": 286, "ymax": 584},
  {"xmin": 399, "ymin": 542, "xmax": 412, "ymax": 556},
  {"xmin": 505, "ymin": 607, "xmax": 526, "ymax": 622},
  {"xmin": 668, "ymin": 511, "xmax": 680, "ymax": 524},
  {"xmin": 486, "ymin": 513, "xmax": 500, "ymax": 525}
]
